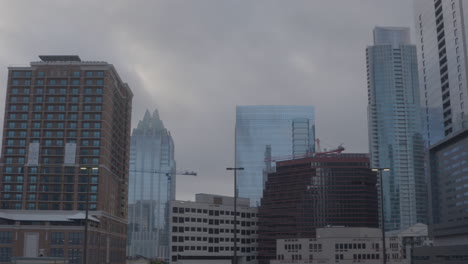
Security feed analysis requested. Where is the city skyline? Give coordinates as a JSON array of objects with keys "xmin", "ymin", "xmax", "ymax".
[
  {"xmin": 0, "ymin": 1, "xmax": 414, "ymax": 201},
  {"xmin": 1, "ymin": 1, "xmax": 467, "ymax": 263}
]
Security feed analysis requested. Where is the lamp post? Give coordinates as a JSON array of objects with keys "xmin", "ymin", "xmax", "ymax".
[
  {"xmin": 226, "ymin": 167, "xmax": 244, "ymax": 264},
  {"xmin": 80, "ymin": 167, "xmax": 98, "ymax": 264},
  {"xmin": 372, "ymin": 168, "xmax": 390, "ymax": 264}
]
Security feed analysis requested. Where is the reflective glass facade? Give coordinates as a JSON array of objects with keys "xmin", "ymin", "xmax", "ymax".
[
  {"xmin": 428, "ymin": 128, "xmax": 468, "ymax": 240},
  {"xmin": 414, "ymin": 0, "xmax": 468, "ymax": 145},
  {"xmin": 367, "ymin": 27, "xmax": 427, "ymax": 231},
  {"xmin": 235, "ymin": 106, "xmax": 315, "ymax": 207},
  {"xmin": 127, "ymin": 109, "xmax": 175, "ymax": 260}
]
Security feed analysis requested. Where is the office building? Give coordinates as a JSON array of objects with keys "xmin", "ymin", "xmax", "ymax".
[
  {"xmin": 0, "ymin": 55, "xmax": 133, "ymax": 264},
  {"xmin": 235, "ymin": 105, "xmax": 315, "ymax": 207},
  {"xmin": 271, "ymin": 224, "xmax": 430, "ymax": 264},
  {"xmin": 366, "ymin": 27, "xmax": 427, "ymax": 231},
  {"xmin": 257, "ymin": 154, "xmax": 379, "ymax": 264},
  {"xmin": 127, "ymin": 109, "xmax": 176, "ymax": 260},
  {"xmin": 414, "ymin": 0, "xmax": 468, "ymax": 145},
  {"xmin": 170, "ymin": 194, "xmax": 258, "ymax": 264},
  {"xmin": 412, "ymin": 128, "xmax": 468, "ymax": 263}
]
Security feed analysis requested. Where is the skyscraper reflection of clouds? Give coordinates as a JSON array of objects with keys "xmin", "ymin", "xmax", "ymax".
[
  {"xmin": 127, "ymin": 109, "xmax": 176, "ymax": 260},
  {"xmin": 235, "ymin": 106, "xmax": 315, "ymax": 207}
]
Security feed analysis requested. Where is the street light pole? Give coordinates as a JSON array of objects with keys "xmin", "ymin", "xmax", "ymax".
[
  {"xmin": 372, "ymin": 168, "xmax": 390, "ymax": 264},
  {"xmin": 226, "ymin": 167, "xmax": 244, "ymax": 264},
  {"xmin": 80, "ymin": 167, "xmax": 97, "ymax": 264}
]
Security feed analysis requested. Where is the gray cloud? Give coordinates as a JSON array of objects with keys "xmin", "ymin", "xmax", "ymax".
[{"xmin": 0, "ymin": 0, "xmax": 414, "ymax": 200}]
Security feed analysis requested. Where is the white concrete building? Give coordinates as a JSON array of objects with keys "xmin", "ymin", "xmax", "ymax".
[
  {"xmin": 170, "ymin": 194, "xmax": 258, "ymax": 264},
  {"xmin": 271, "ymin": 225, "xmax": 429, "ymax": 264}
]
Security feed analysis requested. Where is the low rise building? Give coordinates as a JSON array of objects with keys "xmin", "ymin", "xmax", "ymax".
[
  {"xmin": 11, "ymin": 257, "xmax": 68, "ymax": 264},
  {"xmin": 170, "ymin": 194, "xmax": 258, "ymax": 264},
  {"xmin": 271, "ymin": 225, "xmax": 429, "ymax": 264}
]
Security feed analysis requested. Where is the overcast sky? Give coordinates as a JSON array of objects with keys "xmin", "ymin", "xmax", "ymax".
[{"xmin": 0, "ymin": 0, "xmax": 414, "ymax": 201}]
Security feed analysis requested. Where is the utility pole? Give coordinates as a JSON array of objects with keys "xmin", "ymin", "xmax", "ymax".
[
  {"xmin": 80, "ymin": 167, "xmax": 98, "ymax": 264},
  {"xmin": 372, "ymin": 168, "xmax": 390, "ymax": 264},
  {"xmin": 227, "ymin": 167, "xmax": 244, "ymax": 264}
]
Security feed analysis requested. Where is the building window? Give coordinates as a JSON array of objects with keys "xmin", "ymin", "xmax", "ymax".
[
  {"xmin": 0, "ymin": 247, "xmax": 12, "ymax": 262},
  {"xmin": 0, "ymin": 232, "xmax": 12, "ymax": 244},
  {"xmin": 68, "ymin": 232, "xmax": 82, "ymax": 245},
  {"xmin": 68, "ymin": 248, "xmax": 82, "ymax": 264},
  {"xmin": 51, "ymin": 232, "xmax": 65, "ymax": 245},
  {"xmin": 50, "ymin": 248, "xmax": 64, "ymax": 257}
]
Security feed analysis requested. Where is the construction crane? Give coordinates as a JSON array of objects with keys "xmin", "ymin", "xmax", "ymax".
[
  {"xmin": 265, "ymin": 140, "xmax": 345, "ymax": 162},
  {"xmin": 314, "ymin": 144, "xmax": 345, "ymax": 156}
]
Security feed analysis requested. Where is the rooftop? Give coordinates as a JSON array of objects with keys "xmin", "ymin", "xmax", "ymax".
[
  {"xmin": 39, "ymin": 55, "xmax": 81, "ymax": 62},
  {"xmin": 0, "ymin": 210, "xmax": 100, "ymax": 223}
]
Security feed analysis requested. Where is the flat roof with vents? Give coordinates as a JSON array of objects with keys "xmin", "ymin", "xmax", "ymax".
[{"xmin": 38, "ymin": 55, "xmax": 81, "ymax": 62}]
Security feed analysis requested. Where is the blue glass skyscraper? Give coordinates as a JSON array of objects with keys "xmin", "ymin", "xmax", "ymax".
[
  {"xmin": 235, "ymin": 105, "xmax": 315, "ymax": 207},
  {"xmin": 366, "ymin": 27, "xmax": 427, "ymax": 231},
  {"xmin": 127, "ymin": 109, "xmax": 176, "ymax": 260}
]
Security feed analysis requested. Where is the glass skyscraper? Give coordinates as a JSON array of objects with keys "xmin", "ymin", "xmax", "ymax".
[
  {"xmin": 235, "ymin": 105, "xmax": 315, "ymax": 207},
  {"xmin": 414, "ymin": 0, "xmax": 468, "ymax": 146},
  {"xmin": 366, "ymin": 27, "xmax": 427, "ymax": 231},
  {"xmin": 127, "ymin": 109, "xmax": 176, "ymax": 260}
]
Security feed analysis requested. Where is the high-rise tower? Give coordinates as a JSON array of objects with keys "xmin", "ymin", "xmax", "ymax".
[
  {"xmin": 127, "ymin": 109, "xmax": 175, "ymax": 260},
  {"xmin": 414, "ymin": 0, "xmax": 468, "ymax": 145},
  {"xmin": 366, "ymin": 28, "xmax": 427, "ymax": 231},
  {"xmin": 0, "ymin": 56, "xmax": 133, "ymax": 264},
  {"xmin": 235, "ymin": 105, "xmax": 315, "ymax": 207},
  {"xmin": 410, "ymin": 2, "xmax": 468, "ymax": 260}
]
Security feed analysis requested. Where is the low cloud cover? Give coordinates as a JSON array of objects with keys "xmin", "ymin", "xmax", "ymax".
[{"xmin": 0, "ymin": 0, "xmax": 413, "ymax": 200}]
